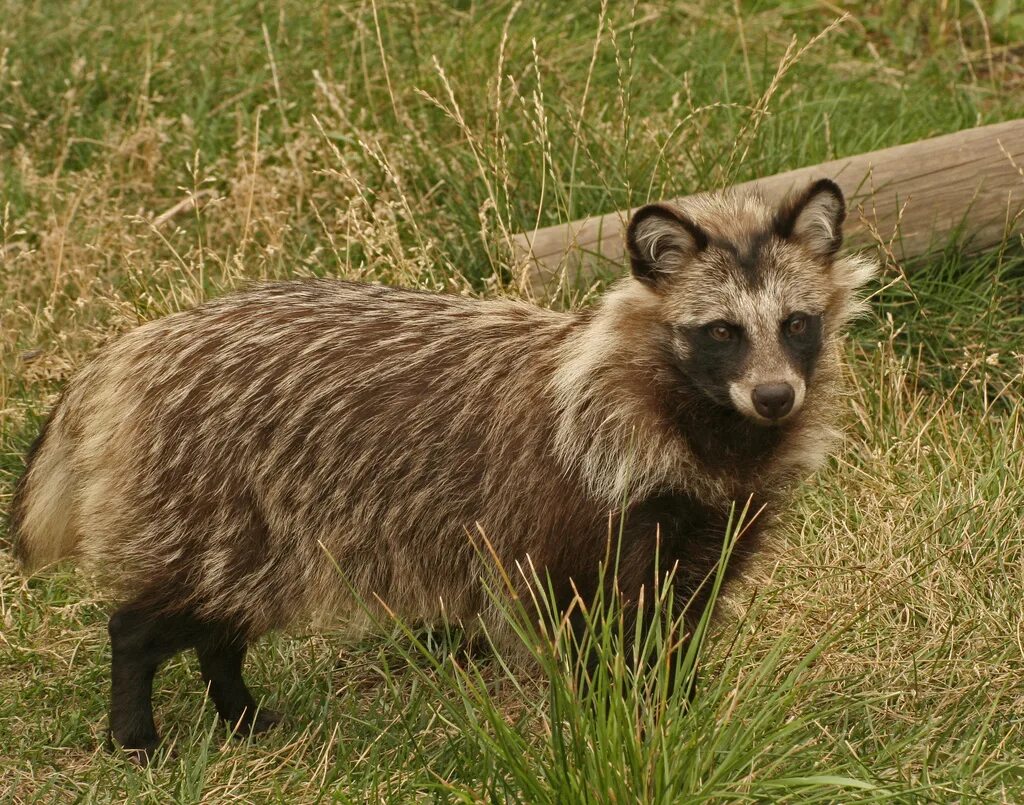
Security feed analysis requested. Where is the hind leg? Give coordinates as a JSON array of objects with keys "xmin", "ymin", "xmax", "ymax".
[
  {"xmin": 107, "ymin": 605, "xmax": 210, "ymax": 763},
  {"xmin": 195, "ymin": 633, "xmax": 280, "ymax": 735}
]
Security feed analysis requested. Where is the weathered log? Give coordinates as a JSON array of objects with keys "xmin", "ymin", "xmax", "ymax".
[{"xmin": 513, "ymin": 119, "xmax": 1024, "ymax": 294}]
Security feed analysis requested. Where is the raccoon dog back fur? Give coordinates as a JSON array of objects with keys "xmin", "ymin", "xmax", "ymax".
[{"xmin": 10, "ymin": 179, "xmax": 875, "ymax": 761}]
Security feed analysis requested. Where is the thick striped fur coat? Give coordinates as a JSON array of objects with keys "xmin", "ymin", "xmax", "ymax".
[{"xmin": 10, "ymin": 179, "xmax": 875, "ymax": 761}]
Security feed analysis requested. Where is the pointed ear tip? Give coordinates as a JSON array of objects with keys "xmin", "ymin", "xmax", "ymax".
[
  {"xmin": 627, "ymin": 203, "xmax": 704, "ymax": 244},
  {"xmin": 629, "ymin": 202, "xmax": 679, "ymax": 226},
  {"xmin": 626, "ymin": 204, "xmax": 660, "ymax": 240},
  {"xmin": 774, "ymin": 178, "xmax": 848, "ymax": 246},
  {"xmin": 809, "ymin": 178, "xmax": 845, "ymax": 205}
]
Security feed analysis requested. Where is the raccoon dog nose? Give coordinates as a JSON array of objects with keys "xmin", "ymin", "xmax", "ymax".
[{"xmin": 752, "ymin": 383, "xmax": 795, "ymax": 420}]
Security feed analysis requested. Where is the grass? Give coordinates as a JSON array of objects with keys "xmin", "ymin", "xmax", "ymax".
[{"xmin": 1, "ymin": 0, "xmax": 1023, "ymax": 801}]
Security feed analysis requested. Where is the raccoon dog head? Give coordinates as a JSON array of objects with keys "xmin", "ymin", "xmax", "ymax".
[{"xmin": 626, "ymin": 180, "xmax": 872, "ymax": 427}]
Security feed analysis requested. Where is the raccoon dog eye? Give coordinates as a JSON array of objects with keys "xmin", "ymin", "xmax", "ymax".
[
  {"xmin": 785, "ymin": 314, "xmax": 808, "ymax": 336},
  {"xmin": 707, "ymin": 322, "xmax": 735, "ymax": 342}
]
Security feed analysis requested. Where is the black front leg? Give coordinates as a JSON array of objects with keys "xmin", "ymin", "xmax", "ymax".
[
  {"xmin": 593, "ymin": 489, "xmax": 761, "ymax": 700},
  {"xmin": 618, "ymin": 581, "xmax": 705, "ymax": 701},
  {"xmin": 551, "ymin": 551, "xmax": 691, "ymax": 695}
]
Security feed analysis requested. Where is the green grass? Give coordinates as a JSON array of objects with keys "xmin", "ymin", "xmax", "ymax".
[{"xmin": 2, "ymin": 0, "xmax": 1024, "ymax": 801}]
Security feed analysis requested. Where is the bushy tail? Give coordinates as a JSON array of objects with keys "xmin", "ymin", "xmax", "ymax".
[{"xmin": 9, "ymin": 403, "xmax": 80, "ymax": 573}]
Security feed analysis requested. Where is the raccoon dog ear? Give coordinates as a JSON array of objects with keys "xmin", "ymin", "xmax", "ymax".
[
  {"xmin": 626, "ymin": 203, "xmax": 709, "ymax": 287},
  {"xmin": 775, "ymin": 178, "xmax": 846, "ymax": 258}
]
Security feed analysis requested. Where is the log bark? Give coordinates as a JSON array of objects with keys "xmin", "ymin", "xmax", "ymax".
[{"xmin": 513, "ymin": 119, "xmax": 1024, "ymax": 294}]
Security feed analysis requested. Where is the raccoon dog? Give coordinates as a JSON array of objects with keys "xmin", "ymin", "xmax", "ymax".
[{"xmin": 9, "ymin": 179, "xmax": 874, "ymax": 761}]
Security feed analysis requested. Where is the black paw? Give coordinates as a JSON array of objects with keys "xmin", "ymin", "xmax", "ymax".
[
  {"xmin": 107, "ymin": 728, "xmax": 161, "ymax": 766},
  {"xmin": 249, "ymin": 707, "xmax": 282, "ymax": 734},
  {"xmin": 225, "ymin": 706, "xmax": 282, "ymax": 738}
]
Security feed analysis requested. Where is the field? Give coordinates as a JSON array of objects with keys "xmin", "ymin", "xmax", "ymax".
[{"xmin": 2, "ymin": 1, "xmax": 1023, "ymax": 801}]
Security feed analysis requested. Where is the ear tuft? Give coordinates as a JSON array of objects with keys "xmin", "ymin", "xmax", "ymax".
[
  {"xmin": 626, "ymin": 204, "xmax": 708, "ymax": 287},
  {"xmin": 775, "ymin": 179, "xmax": 846, "ymax": 258}
]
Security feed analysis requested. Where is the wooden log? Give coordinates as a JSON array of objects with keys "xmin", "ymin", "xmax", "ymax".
[{"xmin": 513, "ymin": 119, "xmax": 1024, "ymax": 294}]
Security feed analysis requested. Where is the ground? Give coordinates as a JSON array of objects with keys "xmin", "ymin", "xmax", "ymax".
[{"xmin": 1, "ymin": 1, "xmax": 1023, "ymax": 802}]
